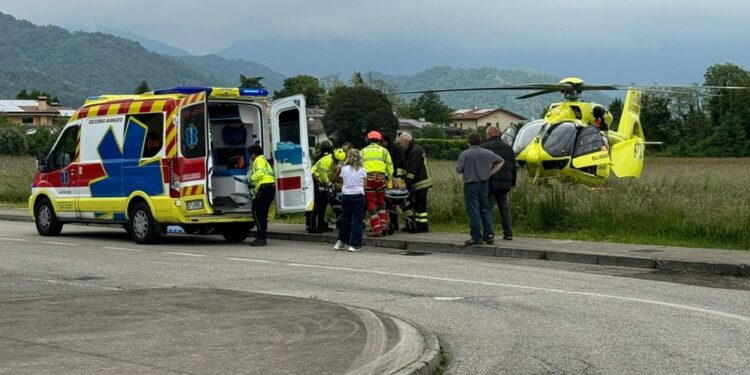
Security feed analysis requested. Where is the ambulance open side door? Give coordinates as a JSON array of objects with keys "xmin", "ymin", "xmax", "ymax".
[{"xmin": 270, "ymin": 95, "xmax": 313, "ymax": 214}]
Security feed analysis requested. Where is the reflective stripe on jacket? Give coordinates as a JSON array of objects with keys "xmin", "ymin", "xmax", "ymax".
[
  {"xmin": 404, "ymin": 142, "xmax": 433, "ymax": 191},
  {"xmin": 249, "ymin": 155, "xmax": 274, "ymax": 193},
  {"xmin": 361, "ymin": 143, "xmax": 394, "ymax": 177},
  {"xmin": 311, "ymin": 153, "xmax": 335, "ymax": 186}
]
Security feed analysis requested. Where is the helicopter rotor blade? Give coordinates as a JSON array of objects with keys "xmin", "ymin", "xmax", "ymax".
[
  {"xmin": 516, "ymin": 89, "xmax": 560, "ymax": 99},
  {"xmin": 394, "ymin": 83, "xmax": 748, "ymax": 96}
]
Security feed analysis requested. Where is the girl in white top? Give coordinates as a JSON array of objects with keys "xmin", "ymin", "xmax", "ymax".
[{"xmin": 334, "ymin": 149, "xmax": 367, "ymax": 251}]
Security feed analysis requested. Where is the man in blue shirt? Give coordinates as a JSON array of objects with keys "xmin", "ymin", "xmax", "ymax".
[{"xmin": 456, "ymin": 132, "xmax": 504, "ymax": 246}]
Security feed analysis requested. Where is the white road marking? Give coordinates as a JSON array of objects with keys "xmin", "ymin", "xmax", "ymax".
[
  {"xmin": 0, "ymin": 237, "xmax": 26, "ymax": 242},
  {"xmin": 42, "ymin": 241, "xmax": 77, "ymax": 246},
  {"xmin": 434, "ymin": 297, "xmax": 464, "ymax": 301},
  {"xmin": 103, "ymin": 246, "xmax": 142, "ymax": 252},
  {"xmin": 226, "ymin": 257, "xmax": 274, "ymax": 263},
  {"xmin": 242, "ymin": 259, "xmax": 750, "ymax": 323},
  {"xmin": 165, "ymin": 252, "xmax": 206, "ymax": 257},
  {"xmin": 26, "ymin": 277, "xmax": 119, "ymax": 291}
]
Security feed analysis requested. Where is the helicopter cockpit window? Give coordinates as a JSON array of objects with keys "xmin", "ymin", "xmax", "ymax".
[
  {"xmin": 501, "ymin": 125, "xmax": 517, "ymax": 146},
  {"xmin": 573, "ymin": 126, "xmax": 606, "ymax": 157},
  {"xmin": 513, "ymin": 120, "xmax": 544, "ymax": 155},
  {"xmin": 542, "ymin": 122, "xmax": 577, "ymax": 157}
]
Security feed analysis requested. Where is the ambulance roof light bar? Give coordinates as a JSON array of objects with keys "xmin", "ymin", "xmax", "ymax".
[
  {"xmin": 153, "ymin": 86, "xmax": 214, "ymax": 95},
  {"xmin": 239, "ymin": 88, "xmax": 269, "ymax": 96}
]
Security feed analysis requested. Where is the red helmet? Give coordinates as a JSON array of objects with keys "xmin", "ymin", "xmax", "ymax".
[{"xmin": 367, "ymin": 131, "xmax": 382, "ymax": 141}]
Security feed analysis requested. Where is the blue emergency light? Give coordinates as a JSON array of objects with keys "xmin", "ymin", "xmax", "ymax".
[
  {"xmin": 154, "ymin": 86, "xmax": 214, "ymax": 95},
  {"xmin": 239, "ymin": 88, "xmax": 269, "ymax": 96}
]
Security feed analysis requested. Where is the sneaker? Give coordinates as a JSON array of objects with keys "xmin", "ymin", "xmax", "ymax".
[
  {"xmin": 347, "ymin": 246, "xmax": 361, "ymax": 252},
  {"xmin": 334, "ymin": 240, "xmax": 346, "ymax": 250},
  {"xmin": 464, "ymin": 239, "xmax": 483, "ymax": 246},
  {"xmin": 503, "ymin": 234, "xmax": 513, "ymax": 241},
  {"xmin": 484, "ymin": 235, "xmax": 494, "ymax": 245}
]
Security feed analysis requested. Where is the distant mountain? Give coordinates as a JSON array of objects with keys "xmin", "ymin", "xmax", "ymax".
[
  {"xmin": 175, "ymin": 54, "xmax": 285, "ymax": 93},
  {"xmin": 0, "ymin": 12, "xmax": 219, "ymax": 106},
  {"xmin": 373, "ymin": 66, "xmax": 614, "ymax": 119},
  {"xmin": 92, "ymin": 27, "xmax": 191, "ymax": 57},
  {"xmin": 0, "ymin": 13, "xmax": 285, "ymax": 107}
]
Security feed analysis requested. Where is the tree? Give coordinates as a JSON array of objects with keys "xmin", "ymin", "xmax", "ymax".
[
  {"xmin": 350, "ymin": 72, "xmax": 365, "ymax": 87},
  {"xmin": 639, "ymin": 93, "xmax": 674, "ymax": 144},
  {"xmin": 0, "ymin": 125, "xmax": 28, "ymax": 156},
  {"xmin": 608, "ymin": 97, "xmax": 623, "ymax": 128},
  {"xmin": 26, "ymin": 126, "xmax": 55, "ymax": 155},
  {"xmin": 239, "ymin": 74, "xmax": 264, "ymax": 88},
  {"xmin": 323, "ymin": 86, "xmax": 399, "ymax": 149},
  {"xmin": 272, "ymin": 75, "xmax": 324, "ymax": 107},
  {"xmin": 703, "ymin": 63, "xmax": 750, "ymax": 147},
  {"xmin": 406, "ymin": 92, "xmax": 453, "ymax": 125},
  {"xmin": 705, "ymin": 114, "xmax": 747, "ymax": 156},
  {"xmin": 418, "ymin": 124, "xmax": 446, "ymax": 139},
  {"xmin": 16, "ymin": 89, "xmax": 58, "ymax": 104},
  {"xmin": 135, "ymin": 80, "xmax": 151, "ymax": 94}
]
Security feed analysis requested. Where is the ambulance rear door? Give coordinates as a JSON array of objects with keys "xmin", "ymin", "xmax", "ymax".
[
  {"xmin": 270, "ymin": 95, "xmax": 313, "ymax": 213},
  {"xmin": 178, "ymin": 91, "xmax": 212, "ymax": 209}
]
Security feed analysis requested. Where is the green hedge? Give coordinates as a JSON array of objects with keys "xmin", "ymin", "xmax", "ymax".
[{"xmin": 415, "ymin": 138, "xmax": 468, "ymax": 160}]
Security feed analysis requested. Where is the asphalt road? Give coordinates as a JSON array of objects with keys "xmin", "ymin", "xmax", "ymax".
[{"xmin": 1, "ymin": 221, "xmax": 749, "ymax": 374}]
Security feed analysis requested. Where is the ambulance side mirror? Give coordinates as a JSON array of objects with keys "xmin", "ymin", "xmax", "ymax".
[{"xmin": 36, "ymin": 151, "xmax": 49, "ymax": 173}]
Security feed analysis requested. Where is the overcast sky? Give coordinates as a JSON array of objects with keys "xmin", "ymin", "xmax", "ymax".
[{"xmin": 2, "ymin": 1, "xmax": 748, "ymax": 82}]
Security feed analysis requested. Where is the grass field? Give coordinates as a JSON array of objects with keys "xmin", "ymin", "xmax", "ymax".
[
  {"xmin": 426, "ymin": 158, "xmax": 750, "ymax": 250},
  {"xmin": 3, "ymin": 155, "xmax": 748, "ymax": 249},
  {"xmin": 0, "ymin": 156, "xmax": 35, "ymax": 206}
]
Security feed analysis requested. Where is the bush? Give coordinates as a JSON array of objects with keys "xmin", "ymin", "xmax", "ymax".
[
  {"xmin": 26, "ymin": 127, "xmax": 55, "ymax": 155},
  {"xmin": 415, "ymin": 138, "xmax": 468, "ymax": 160},
  {"xmin": 0, "ymin": 126, "xmax": 28, "ymax": 156}
]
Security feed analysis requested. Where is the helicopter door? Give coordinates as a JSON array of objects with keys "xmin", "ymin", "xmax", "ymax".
[
  {"xmin": 270, "ymin": 95, "xmax": 313, "ymax": 214},
  {"xmin": 571, "ymin": 126, "xmax": 610, "ymax": 169},
  {"xmin": 500, "ymin": 125, "xmax": 517, "ymax": 146}
]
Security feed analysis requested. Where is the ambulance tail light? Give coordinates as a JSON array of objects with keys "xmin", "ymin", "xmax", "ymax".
[{"xmin": 169, "ymin": 159, "xmax": 181, "ymax": 198}]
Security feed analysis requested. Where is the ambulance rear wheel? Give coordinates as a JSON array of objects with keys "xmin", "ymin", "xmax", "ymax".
[
  {"xmin": 129, "ymin": 202, "xmax": 162, "ymax": 244},
  {"xmin": 35, "ymin": 198, "xmax": 63, "ymax": 236},
  {"xmin": 222, "ymin": 223, "xmax": 251, "ymax": 243}
]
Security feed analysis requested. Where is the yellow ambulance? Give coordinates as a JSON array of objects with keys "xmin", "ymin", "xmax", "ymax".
[{"xmin": 30, "ymin": 87, "xmax": 313, "ymax": 244}]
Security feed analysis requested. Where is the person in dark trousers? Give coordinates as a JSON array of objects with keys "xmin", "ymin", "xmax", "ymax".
[
  {"xmin": 248, "ymin": 145, "xmax": 275, "ymax": 247},
  {"xmin": 482, "ymin": 126, "xmax": 517, "ymax": 240},
  {"xmin": 334, "ymin": 149, "xmax": 368, "ymax": 252},
  {"xmin": 397, "ymin": 132, "xmax": 433, "ymax": 233},
  {"xmin": 456, "ymin": 132, "xmax": 504, "ymax": 246},
  {"xmin": 309, "ymin": 141, "xmax": 339, "ymax": 233},
  {"xmin": 381, "ymin": 135, "xmax": 406, "ymax": 231}
]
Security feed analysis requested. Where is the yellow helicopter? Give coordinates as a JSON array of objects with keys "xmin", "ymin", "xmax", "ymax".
[
  {"xmin": 398, "ymin": 77, "xmax": 748, "ymax": 187},
  {"xmin": 401, "ymin": 77, "xmax": 664, "ymax": 187},
  {"xmin": 500, "ymin": 78, "xmax": 644, "ymax": 187}
]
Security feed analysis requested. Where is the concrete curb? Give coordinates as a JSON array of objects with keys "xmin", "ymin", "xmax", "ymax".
[
  {"xmin": 266, "ymin": 231, "xmax": 750, "ymax": 278},
  {"xmin": 391, "ymin": 330, "xmax": 441, "ymax": 375},
  {"xmin": 0, "ymin": 213, "xmax": 31, "ymax": 223},
  {"xmin": 3, "ymin": 213, "xmax": 747, "ymax": 278}
]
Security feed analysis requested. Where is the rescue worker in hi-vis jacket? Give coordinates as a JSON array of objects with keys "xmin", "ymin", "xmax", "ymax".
[
  {"xmin": 309, "ymin": 141, "xmax": 343, "ymax": 233},
  {"xmin": 397, "ymin": 132, "xmax": 433, "ymax": 233},
  {"xmin": 360, "ymin": 131, "xmax": 393, "ymax": 237},
  {"xmin": 248, "ymin": 144, "xmax": 275, "ymax": 247}
]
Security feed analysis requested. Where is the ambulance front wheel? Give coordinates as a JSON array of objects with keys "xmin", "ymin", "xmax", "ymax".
[
  {"xmin": 129, "ymin": 202, "xmax": 162, "ymax": 244},
  {"xmin": 35, "ymin": 198, "xmax": 63, "ymax": 236}
]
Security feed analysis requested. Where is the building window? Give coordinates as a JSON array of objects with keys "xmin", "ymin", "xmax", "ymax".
[
  {"xmin": 22, "ymin": 116, "xmax": 34, "ymax": 124},
  {"xmin": 486, "ymin": 122, "xmax": 492, "ymax": 127}
]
